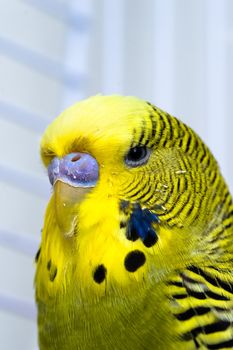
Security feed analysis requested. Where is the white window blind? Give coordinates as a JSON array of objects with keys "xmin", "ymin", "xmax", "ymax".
[
  {"xmin": 88, "ymin": 0, "xmax": 233, "ymax": 193},
  {"xmin": 0, "ymin": 1, "xmax": 91, "ymax": 349}
]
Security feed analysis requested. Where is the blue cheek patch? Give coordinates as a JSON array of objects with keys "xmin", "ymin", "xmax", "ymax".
[{"xmin": 126, "ymin": 204, "xmax": 160, "ymax": 247}]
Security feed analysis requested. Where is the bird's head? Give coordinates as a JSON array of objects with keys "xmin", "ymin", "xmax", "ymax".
[{"xmin": 40, "ymin": 95, "xmax": 233, "ymax": 286}]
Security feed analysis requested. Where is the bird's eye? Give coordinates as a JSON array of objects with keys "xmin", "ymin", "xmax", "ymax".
[{"xmin": 125, "ymin": 146, "xmax": 151, "ymax": 167}]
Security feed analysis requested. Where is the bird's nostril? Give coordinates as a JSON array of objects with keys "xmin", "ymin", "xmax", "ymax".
[
  {"xmin": 71, "ymin": 154, "xmax": 81, "ymax": 162},
  {"xmin": 48, "ymin": 153, "xmax": 99, "ymax": 187}
]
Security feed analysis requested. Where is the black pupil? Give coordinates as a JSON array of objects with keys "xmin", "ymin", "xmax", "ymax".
[{"xmin": 128, "ymin": 146, "xmax": 146, "ymax": 162}]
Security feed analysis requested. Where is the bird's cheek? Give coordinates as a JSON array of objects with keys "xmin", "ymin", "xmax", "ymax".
[{"xmin": 53, "ymin": 181, "xmax": 92, "ymax": 237}]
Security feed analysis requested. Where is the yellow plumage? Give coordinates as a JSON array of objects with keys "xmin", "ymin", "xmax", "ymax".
[{"xmin": 35, "ymin": 95, "xmax": 233, "ymax": 349}]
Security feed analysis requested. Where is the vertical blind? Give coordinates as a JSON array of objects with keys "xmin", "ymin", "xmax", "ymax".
[
  {"xmin": 88, "ymin": 0, "xmax": 233, "ymax": 193},
  {"xmin": 0, "ymin": 0, "xmax": 91, "ymax": 349}
]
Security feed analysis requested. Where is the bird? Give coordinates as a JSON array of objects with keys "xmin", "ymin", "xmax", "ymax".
[{"xmin": 35, "ymin": 95, "xmax": 233, "ymax": 350}]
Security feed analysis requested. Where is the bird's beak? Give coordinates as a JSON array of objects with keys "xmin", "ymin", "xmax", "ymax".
[
  {"xmin": 53, "ymin": 181, "xmax": 92, "ymax": 237},
  {"xmin": 48, "ymin": 152, "xmax": 99, "ymax": 237}
]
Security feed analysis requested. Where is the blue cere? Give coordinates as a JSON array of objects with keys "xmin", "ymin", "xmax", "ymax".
[
  {"xmin": 126, "ymin": 205, "xmax": 159, "ymax": 247},
  {"xmin": 48, "ymin": 152, "xmax": 99, "ymax": 188}
]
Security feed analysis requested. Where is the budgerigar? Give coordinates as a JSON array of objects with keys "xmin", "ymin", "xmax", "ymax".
[{"xmin": 35, "ymin": 95, "xmax": 233, "ymax": 349}]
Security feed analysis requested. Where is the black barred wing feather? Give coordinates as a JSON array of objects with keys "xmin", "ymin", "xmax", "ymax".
[{"xmin": 169, "ymin": 266, "xmax": 233, "ymax": 349}]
